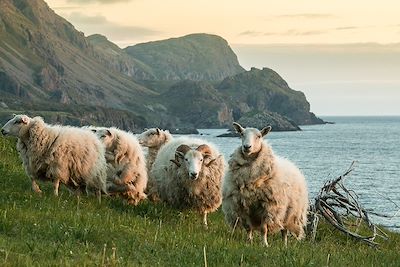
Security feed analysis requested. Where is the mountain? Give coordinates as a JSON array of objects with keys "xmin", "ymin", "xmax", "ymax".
[
  {"xmin": 0, "ymin": 0, "xmax": 154, "ymax": 127},
  {"xmin": 149, "ymin": 67, "xmax": 322, "ymax": 130},
  {"xmin": 217, "ymin": 67, "xmax": 323, "ymax": 125},
  {"xmin": 87, "ymin": 34, "xmax": 155, "ymax": 80},
  {"xmin": 124, "ymin": 34, "xmax": 245, "ymax": 81},
  {"xmin": 156, "ymin": 80, "xmax": 231, "ymax": 128},
  {"xmin": 0, "ymin": 0, "xmax": 323, "ymax": 132}
]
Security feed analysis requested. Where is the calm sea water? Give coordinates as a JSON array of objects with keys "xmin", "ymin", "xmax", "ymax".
[{"xmin": 190, "ymin": 116, "xmax": 400, "ymax": 231}]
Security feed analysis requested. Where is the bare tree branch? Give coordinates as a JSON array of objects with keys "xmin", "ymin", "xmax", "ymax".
[{"xmin": 308, "ymin": 161, "xmax": 389, "ymax": 247}]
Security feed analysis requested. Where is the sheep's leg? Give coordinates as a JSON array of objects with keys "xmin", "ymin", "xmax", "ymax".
[
  {"xmin": 96, "ymin": 189, "xmax": 102, "ymax": 204},
  {"xmin": 281, "ymin": 229, "xmax": 288, "ymax": 247},
  {"xmin": 31, "ymin": 179, "xmax": 42, "ymax": 194},
  {"xmin": 203, "ymin": 212, "xmax": 208, "ymax": 229},
  {"xmin": 261, "ymin": 224, "xmax": 269, "ymax": 247},
  {"xmin": 246, "ymin": 229, "xmax": 253, "ymax": 244},
  {"xmin": 53, "ymin": 178, "xmax": 60, "ymax": 196}
]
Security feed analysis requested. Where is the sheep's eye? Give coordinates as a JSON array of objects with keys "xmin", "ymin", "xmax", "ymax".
[
  {"xmin": 200, "ymin": 159, "xmax": 203, "ymax": 162},
  {"xmin": 257, "ymin": 135, "xmax": 261, "ymax": 139},
  {"xmin": 101, "ymin": 135, "xmax": 106, "ymax": 139},
  {"xmin": 185, "ymin": 159, "xmax": 188, "ymax": 162}
]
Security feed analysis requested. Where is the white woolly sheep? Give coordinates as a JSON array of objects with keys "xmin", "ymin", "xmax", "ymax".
[
  {"xmin": 222, "ymin": 122, "xmax": 308, "ymax": 247},
  {"xmin": 137, "ymin": 128, "xmax": 172, "ymax": 171},
  {"xmin": 137, "ymin": 128, "xmax": 172, "ymax": 201},
  {"xmin": 1, "ymin": 115, "xmax": 107, "ymax": 197},
  {"xmin": 151, "ymin": 137, "xmax": 225, "ymax": 226},
  {"xmin": 95, "ymin": 127, "xmax": 148, "ymax": 205}
]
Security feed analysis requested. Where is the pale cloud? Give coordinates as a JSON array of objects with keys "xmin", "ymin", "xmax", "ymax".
[
  {"xmin": 67, "ymin": 0, "xmax": 132, "ymax": 4},
  {"xmin": 67, "ymin": 12, "xmax": 160, "ymax": 41},
  {"xmin": 272, "ymin": 29, "xmax": 326, "ymax": 36},
  {"xmin": 52, "ymin": 6, "xmax": 81, "ymax": 10},
  {"xmin": 68, "ymin": 13, "xmax": 108, "ymax": 24},
  {"xmin": 239, "ymin": 25, "xmax": 374, "ymax": 37},
  {"xmin": 335, "ymin": 26, "xmax": 359, "ymax": 30},
  {"xmin": 275, "ymin": 13, "xmax": 337, "ymax": 19},
  {"xmin": 239, "ymin": 31, "xmax": 263, "ymax": 37},
  {"xmin": 239, "ymin": 29, "xmax": 326, "ymax": 37}
]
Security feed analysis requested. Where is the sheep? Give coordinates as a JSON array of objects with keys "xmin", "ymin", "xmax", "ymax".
[
  {"xmin": 0, "ymin": 115, "xmax": 107, "ymax": 197},
  {"xmin": 151, "ymin": 137, "xmax": 225, "ymax": 227},
  {"xmin": 222, "ymin": 122, "xmax": 308, "ymax": 247},
  {"xmin": 137, "ymin": 128, "xmax": 172, "ymax": 171},
  {"xmin": 94, "ymin": 127, "xmax": 148, "ymax": 205},
  {"xmin": 137, "ymin": 128, "xmax": 172, "ymax": 201}
]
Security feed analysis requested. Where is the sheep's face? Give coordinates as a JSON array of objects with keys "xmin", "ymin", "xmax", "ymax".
[
  {"xmin": 233, "ymin": 122, "xmax": 272, "ymax": 156},
  {"xmin": 182, "ymin": 150, "xmax": 205, "ymax": 180},
  {"xmin": 95, "ymin": 129, "xmax": 114, "ymax": 149},
  {"xmin": 137, "ymin": 128, "xmax": 164, "ymax": 147},
  {"xmin": 173, "ymin": 144, "xmax": 215, "ymax": 180},
  {"xmin": 1, "ymin": 114, "xmax": 31, "ymax": 137}
]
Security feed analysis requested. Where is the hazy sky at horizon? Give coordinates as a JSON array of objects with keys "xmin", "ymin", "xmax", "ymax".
[{"xmin": 46, "ymin": 0, "xmax": 400, "ymax": 115}]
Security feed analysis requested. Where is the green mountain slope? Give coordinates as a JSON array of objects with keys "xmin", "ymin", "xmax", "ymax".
[
  {"xmin": 0, "ymin": 0, "xmax": 155, "ymax": 126},
  {"xmin": 0, "ymin": 0, "xmax": 323, "ymax": 131},
  {"xmin": 124, "ymin": 33, "xmax": 245, "ymax": 81},
  {"xmin": 218, "ymin": 67, "xmax": 324, "ymax": 125},
  {"xmin": 87, "ymin": 34, "xmax": 156, "ymax": 80}
]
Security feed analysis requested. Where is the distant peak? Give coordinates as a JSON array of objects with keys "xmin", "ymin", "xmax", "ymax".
[{"xmin": 87, "ymin": 34, "xmax": 109, "ymax": 41}]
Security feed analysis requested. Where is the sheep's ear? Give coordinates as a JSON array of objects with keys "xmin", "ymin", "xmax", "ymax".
[
  {"xmin": 232, "ymin": 122, "xmax": 244, "ymax": 134},
  {"xmin": 261, "ymin": 126, "xmax": 272, "ymax": 137},
  {"xmin": 21, "ymin": 116, "xmax": 29, "ymax": 125},
  {"xmin": 205, "ymin": 155, "xmax": 221, "ymax": 167},
  {"xmin": 156, "ymin": 128, "xmax": 161, "ymax": 135},
  {"xmin": 205, "ymin": 157, "xmax": 216, "ymax": 167}
]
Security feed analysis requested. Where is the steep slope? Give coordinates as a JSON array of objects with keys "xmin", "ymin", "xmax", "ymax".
[
  {"xmin": 124, "ymin": 33, "xmax": 245, "ymax": 81},
  {"xmin": 156, "ymin": 80, "xmax": 233, "ymax": 128},
  {"xmin": 87, "ymin": 34, "xmax": 155, "ymax": 80},
  {"xmin": 0, "ymin": 0, "xmax": 155, "ymax": 127},
  {"xmin": 218, "ymin": 67, "xmax": 324, "ymax": 125}
]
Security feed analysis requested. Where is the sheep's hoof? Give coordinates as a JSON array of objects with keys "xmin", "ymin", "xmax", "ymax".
[
  {"xmin": 262, "ymin": 241, "xmax": 270, "ymax": 247},
  {"xmin": 34, "ymin": 189, "xmax": 43, "ymax": 195}
]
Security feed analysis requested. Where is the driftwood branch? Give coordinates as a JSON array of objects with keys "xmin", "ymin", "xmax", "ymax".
[{"xmin": 309, "ymin": 161, "xmax": 389, "ymax": 247}]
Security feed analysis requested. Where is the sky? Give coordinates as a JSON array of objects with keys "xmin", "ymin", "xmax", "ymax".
[{"xmin": 46, "ymin": 0, "xmax": 400, "ymax": 116}]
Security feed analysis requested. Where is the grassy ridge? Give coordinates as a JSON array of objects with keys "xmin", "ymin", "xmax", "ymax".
[{"xmin": 0, "ymin": 136, "xmax": 399, "ymax": 266}]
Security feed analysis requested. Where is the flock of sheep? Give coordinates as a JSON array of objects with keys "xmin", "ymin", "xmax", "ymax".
[{"xmin": 1, "ymin": 114, "xmax": 308, "ymax": 246}]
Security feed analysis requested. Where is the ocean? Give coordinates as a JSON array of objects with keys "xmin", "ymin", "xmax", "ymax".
[{"xmin": 193, "ymin": 116, "xmax": 400, "ymax": 231}]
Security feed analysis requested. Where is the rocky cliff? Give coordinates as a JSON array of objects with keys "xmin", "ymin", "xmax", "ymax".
[
  {"xmin": 124, "ymin": 34, "xmax": 245, "ymax": 81},
  {"xmin": 0, "ymin": 0, "xmax": 323, "ymax": 132}
]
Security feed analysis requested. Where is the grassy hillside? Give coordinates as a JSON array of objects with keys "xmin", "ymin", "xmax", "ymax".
[
  {"xmin": 125, "ymin": 33, "xmax": 245, "ymax": 81},
  {"xmin": 0, "ymin": 0, "xmax": 155, "ymax": 113},
  {"xmin": 1, "ymin": 137, "xmax": 399, "ymax": 266}
]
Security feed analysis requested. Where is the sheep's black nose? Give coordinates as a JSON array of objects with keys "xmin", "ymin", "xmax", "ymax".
[
  {"xmin": 190, "ymin": 172, "xmax": 198, "ymax": 179},
  {"xmin": 243, "ymin": 145, "xmax": 252, "ymax": 151}
]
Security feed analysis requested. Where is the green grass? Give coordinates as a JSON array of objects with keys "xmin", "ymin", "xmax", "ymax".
[{"xmin": 0, "ymin": 136, "xmax": 399, "ymax": 266}]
